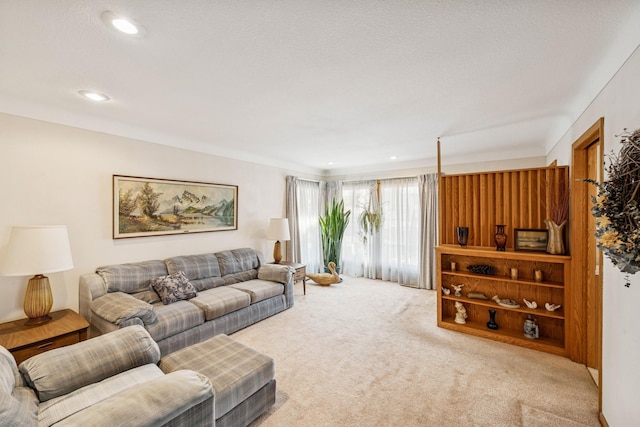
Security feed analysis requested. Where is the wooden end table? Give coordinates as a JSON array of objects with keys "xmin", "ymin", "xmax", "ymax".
[
  {"xmin": 277, "ymin": 262, "xmax": 307, "ymax": 295},
  {"xmin": 0, "ymin": 309, "xmax": 89, "ymax": 365}
]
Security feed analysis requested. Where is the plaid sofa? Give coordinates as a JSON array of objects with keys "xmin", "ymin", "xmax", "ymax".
[
  {"xmin": 79, "ymin": 248, "xmax": 294, "ymax": 356},
  {"xmin": 0, "ymin": 326, "xmax": 214, "ymax": 426}
]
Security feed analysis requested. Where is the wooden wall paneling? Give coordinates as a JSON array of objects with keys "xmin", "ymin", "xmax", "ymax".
[
  {"xmin": 495, "ymin": 172, "xmax": 504, "ymax": 245},
  {"xmin": 480, "ymin": 174, "xmax": 488, "ymax": 247},
  {"xmin": 440, "ymin": 166, "xmax": 569, "ymax": 247},
  {"xmin": 464, "ymin": 175, "xmax": 470, "ymax": 230},
  {"xmin": 510, "ymin": 171, "xmax": 519, "ymax": 247},
  {"xmin": 487, "ymin": 173, "xmax": 495, "ymax": 247},
  {"xmin": 472, "ymin": 174, "xmax": 480, "ymax": 244}
]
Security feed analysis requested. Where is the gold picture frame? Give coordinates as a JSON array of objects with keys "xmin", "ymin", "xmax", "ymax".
[
  {"xmin": 113, "ymin": 175, "xmax": 238, "ymax": 239},
  {"xmin": 514, "ymin": 228, "xmax": 548, "ymax": 252}
]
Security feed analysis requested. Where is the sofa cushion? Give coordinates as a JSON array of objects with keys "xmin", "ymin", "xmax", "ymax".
[
  {"xmin": 229, "ymin": 280, "xmax": 285, "ymax": 304},
  {"xmin": 189, "ymin": 287, "xmax": 251, "ymax": 321},
  {"xmin": 165, "ymin": 254, "xmax": 221, "ymax": 280},
  {"xmin": 215, "ymin": 248, "xmax": 260, "ymax": 276},
  {"xmin": 145, "ymin": 301, "xmax": 205, "ymax": 342},
  {"xmin": 131, "ymin": 288, "xmax": 162, "ymax": 304},
  {"xmin": 91, "ymin": 292, "xmax": 157, "ymax": 325},
  {"xmin": 150, "ymin": 271, "xmax": 197, "ymax": 305},
  {"xmin": 19, "ymin": 325, "xmax": 160, "ymax": 402},
  {"xmin": 258, "ymin": 264, "xmax": 294, "ymax": 284},
  {"xmin": 0, "ymin": 347, "xmax": 17, "ymax": 395},
  {"xmin": 97, "ymin": 260, "xmax": 168, "ymax": 294},
  {"xmin": 0, "ymin": 390, "xmax": 37, "ymax": 427},
  {"xmin": 55, "ymin": 370, "xmax": 213, "ymax": 427},
  {"xmin": 38, "ymin": 363, "xmax": 164, "ymax": 426},
  {"xmin": 221, "ymin": 269, "xmax": 259, "ymax": 286},
  {"xmin": 190, "ymin": 276, "xmax": 227, "ymax": 292}
]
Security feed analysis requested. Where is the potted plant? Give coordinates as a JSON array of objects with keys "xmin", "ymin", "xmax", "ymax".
[
  {"xmin": 358, "ymin": 201, "xmax": 383, "ymax": 244},
  {"xmin": 319, "ymin": 198, "xmax": 351, "ymax": 273}
]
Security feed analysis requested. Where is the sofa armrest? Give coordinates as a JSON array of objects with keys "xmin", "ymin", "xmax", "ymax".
[
  {"xmin": 258, "ymin": 264, "xmax": 294, "ymax": 284},
  {"xmin": 79, "ymin": 273, "xmax": 108, "ymax": 324},
  {"xmin": 91, "ymin": 292, "xmax": 157, "ymax": 326},
  {"xmin": 55, "ymin": 370, "xmax": 214, "ymax": 426},
  {"xmin": 19, "ymin": 325, "xmax": 160, "ymax": 402}
]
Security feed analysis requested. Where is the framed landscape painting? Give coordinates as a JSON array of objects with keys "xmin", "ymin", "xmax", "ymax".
[
  {"xmin": 514, "ymin": 228, "xmax": 548, "ymax": 252},
  {"xmin": 113, "ymin": 175, "xmax": 238, "ymax": 239}
]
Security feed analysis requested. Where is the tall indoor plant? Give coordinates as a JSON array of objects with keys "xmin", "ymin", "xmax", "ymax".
[{"xmin": 319, "ymin": 198, "xmax": 351, "ymax": 273}]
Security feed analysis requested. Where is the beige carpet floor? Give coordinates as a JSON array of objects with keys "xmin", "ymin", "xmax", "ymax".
[{"xmin": 232, "ymin": 276, "xmax": 599, "ymax": 427}]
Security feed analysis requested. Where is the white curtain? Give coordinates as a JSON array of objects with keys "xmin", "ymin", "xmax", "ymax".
[
  {"xmin": 341, "ymin": 181, "xmax": 378, "ymax": 278},
  {"xmin": 418, "ymin": 174, "xmax": 438, "ymax": 290},
  {"xmin": 379, "ymin": 178, "xmax": 420, "ymax": 286},
  {"xmin": 288, "ymin": 175, "xmax": 435, "ymax": 285},
  {"xmin": 286, "ymin": 176, "xmax": 323, "ymax": 274}
]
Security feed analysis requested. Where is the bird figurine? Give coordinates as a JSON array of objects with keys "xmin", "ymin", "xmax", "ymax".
[
  {"xmin": 306, "ymin": 262, "xmax": 340, "ymax": 286},
  {"xmin": 523, "ymin": 298, "xmax": 537, "ymax": 309},
  {"xmin": 545, "ymin": 303, "xmax": 562, "ymax": 312}
]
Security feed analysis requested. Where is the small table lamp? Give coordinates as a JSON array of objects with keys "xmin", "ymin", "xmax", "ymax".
[
  {"xmin": 267, "ymin": 218, "xmax": 290, "ymax": 264},
  {"xmin": 1, "ymin": 225, "xmax": 74, "ymax": 325}
]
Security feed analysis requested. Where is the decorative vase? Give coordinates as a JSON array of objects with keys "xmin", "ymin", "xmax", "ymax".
[
  {"xmin": 486, "ymin": 309, "xmax": 499, "ymax": 330},
  {"xmin": 523, "ymin": 315, "xmax": 539, "ymax": 339},
  {"xmin": 544, "ymin": 219, "xmax": 566, "ymax": 255},
  {"xmin": 456, "ymin": 226, "xmax": 469, "ymax": 247},
  {"xmin": 494, "ymin": 224, "xmax": 507, "ymax": 251}
]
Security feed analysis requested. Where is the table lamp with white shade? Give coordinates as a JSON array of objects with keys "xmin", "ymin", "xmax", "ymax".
[
  {"xmin": 267, "ymin": 218, "xmax": 290, "ymax": 264},
  {"xmin": 1, "ymin": 225, "xmax": 73, "ymax": 325}
]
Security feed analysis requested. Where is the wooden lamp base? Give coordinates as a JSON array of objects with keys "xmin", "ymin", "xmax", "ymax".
[
  {"xmin": 273, "ymin": 240, "xmax": 283, "ymax": 264},
  {"xmin": 23, "ymin": 274, "xmax": 53, "ymax": 325}
]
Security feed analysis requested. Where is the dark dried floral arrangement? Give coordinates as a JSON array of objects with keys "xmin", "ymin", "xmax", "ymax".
[{"xmin": 586, "ymin": 128, "xmax": 640, "ymax": 286}]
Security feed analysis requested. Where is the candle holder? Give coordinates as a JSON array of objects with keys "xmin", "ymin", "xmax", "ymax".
[{"xmin": 534, "ymin": 269, "xmax": 543, "ymax": 282}]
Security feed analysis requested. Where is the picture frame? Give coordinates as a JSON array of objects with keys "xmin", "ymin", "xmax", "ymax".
[
  {"xmin": 113, "ymin": 175, "xmax": 238, "ymax": 239},
  {"xmin": 514, "ymin": 228, "xmax": 548, "ymax": 252}
]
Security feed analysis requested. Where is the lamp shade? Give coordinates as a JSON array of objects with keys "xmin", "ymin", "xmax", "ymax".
[
  {"xmin": 1, "ymin": 225, "xmax": 74, "ymax": 276},
  {"xmin": 266, "ymin": 218, "xmax": 290, "ymax": 241}
]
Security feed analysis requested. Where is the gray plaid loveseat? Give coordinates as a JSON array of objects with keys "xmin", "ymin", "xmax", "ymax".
[
  {"xmin": 0, "ymin": 325, "xmax": 214, "ymax": 426},
  {"xmin": 79, "ymin": 248, "xmax": 294, "ymax": 356}
]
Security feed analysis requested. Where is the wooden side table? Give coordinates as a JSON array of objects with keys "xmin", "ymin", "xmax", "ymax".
[
  {"xmin": 278, "ymin": 262, "xmax": 307, "ymax": 295},
  {"xmin": 0, "ymin": 309, "xmax": 89, "ymax": 365}
]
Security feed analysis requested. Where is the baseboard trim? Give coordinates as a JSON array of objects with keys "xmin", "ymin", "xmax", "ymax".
[{"xmin": 599, "ymin": 412, "xmax": 609, "ymax": 427}]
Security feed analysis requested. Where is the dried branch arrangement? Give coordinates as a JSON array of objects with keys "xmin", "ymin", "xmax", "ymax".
[{"xmin": 587, "ymin": 127, "xmax": 640, "ymax": 286}]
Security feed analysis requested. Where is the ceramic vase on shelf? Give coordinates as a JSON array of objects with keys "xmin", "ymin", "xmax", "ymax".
[
  {"xmin": 456, "ymin": 226, "xmax": 469, "ymax": 248},
  {"xmin": 544, "ymin": 219, "xmax": 566, "ymax": 255},
  {"xmin": 494, "ymin": 224, "xmax": 507, "ymax": 251}
]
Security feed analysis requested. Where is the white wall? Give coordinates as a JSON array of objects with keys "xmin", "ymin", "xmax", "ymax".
[
  {"xmin": 547, "ymin": 46, "xmax": 640, "ymax": 425},
  {"xmin": 0, "ymin": 113, "xmax": 304, "ymax": 323}
]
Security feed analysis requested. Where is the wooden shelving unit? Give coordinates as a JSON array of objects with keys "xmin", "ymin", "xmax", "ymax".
[{"xmin": 436, "ymin": 245, "xmax": 571, "ymax": 356}]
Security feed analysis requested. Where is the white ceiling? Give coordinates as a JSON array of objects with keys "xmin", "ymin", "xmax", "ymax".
[{"xmin": 1, "ymin": 1, "xmax": 640, "ymax": 176}]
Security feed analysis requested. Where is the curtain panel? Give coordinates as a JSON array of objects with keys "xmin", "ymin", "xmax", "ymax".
[
  {"xmin": 379, "ymin": 177, "xmax": 421, "ymax": 286},
  {"xmin": 342, "ymin": 180, "xmax": 379, "ymax": 278},
  {"xmin": 418, "ymin": 174, "xmax": 438, "ymax": 290},
  {"xmin": 286, "ymin": 176, "xmax": 323, "ymax": 274}
]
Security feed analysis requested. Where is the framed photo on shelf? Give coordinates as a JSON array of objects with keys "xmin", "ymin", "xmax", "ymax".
[
  {"xmin": 113, "ymin": 175, "xmax": 238, "ymax": 239},
  {"xmin": 514, "ymin": 228, "xmax": 548, "ymax": 252}
]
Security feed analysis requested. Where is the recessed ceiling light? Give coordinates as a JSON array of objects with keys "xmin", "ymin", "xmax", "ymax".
[
  {"xmin": 78, "ymin": 90, "xmax": 110, "ymax": 102},
  {"xmin": 328, "ymin": 162, "xmax": 334, "ymax": 166},
  {"xmin": 101, "ymin": 11, "xmax": 147, "ymax": 37},
  {"xmin": 390, "ymin": 156, "xmax": 397, "ymax": 160}
]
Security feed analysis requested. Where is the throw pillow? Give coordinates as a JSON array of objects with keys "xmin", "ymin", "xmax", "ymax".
[{"xmin": 150, "ymin": 271, "xmax": 197, "ymax": 305}]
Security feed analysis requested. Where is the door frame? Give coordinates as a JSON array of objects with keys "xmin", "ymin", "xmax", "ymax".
[{"xmin": 569, "ymin": 117, "xmax": 604, "ymax": 413}]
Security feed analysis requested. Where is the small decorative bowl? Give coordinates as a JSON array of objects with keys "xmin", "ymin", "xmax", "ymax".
[{"xmin": 467, "ymin": 264, "xmax": 496, "ymax": 275}]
